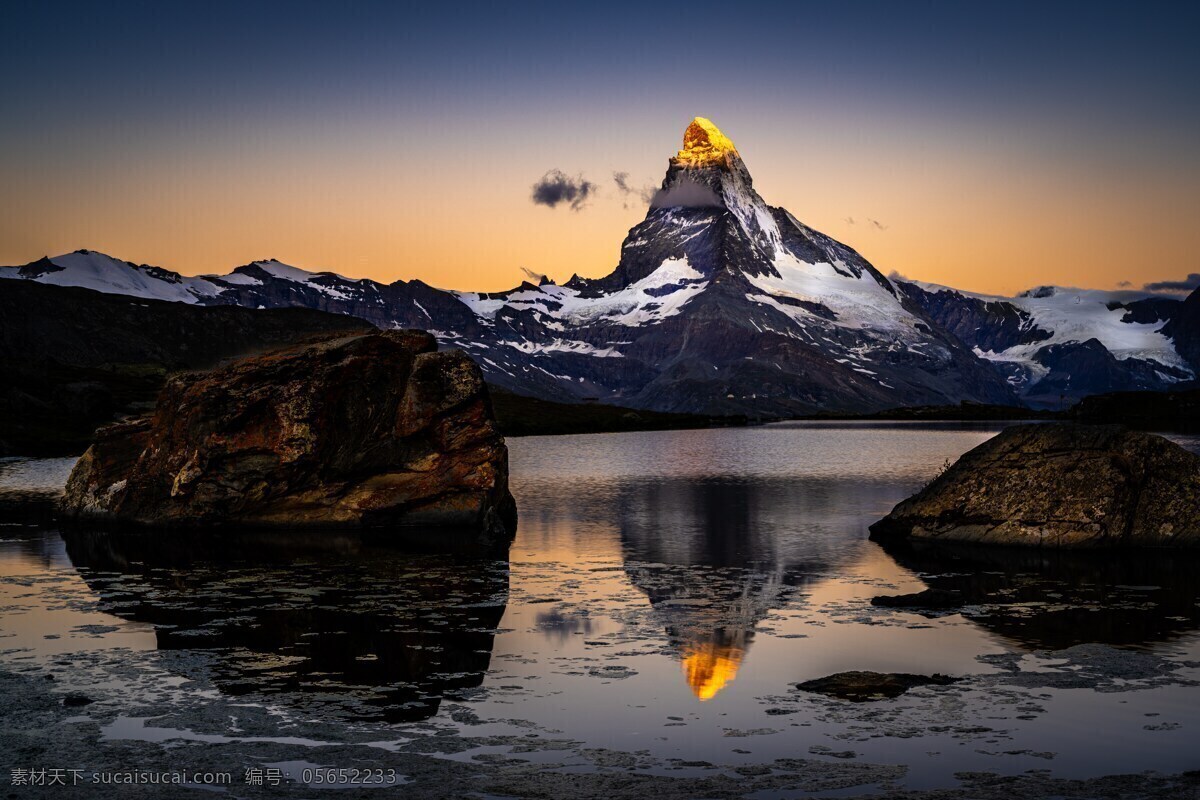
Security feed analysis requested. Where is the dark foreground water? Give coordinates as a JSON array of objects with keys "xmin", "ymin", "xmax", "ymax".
[{"xmin": 1, "ymin": 422, "xmax": 1199, "ymax": 797}]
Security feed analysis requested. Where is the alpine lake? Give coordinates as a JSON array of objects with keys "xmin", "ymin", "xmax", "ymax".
[{"xmin": 2, "ymin": 421, "xmax": 1198, "ymax": 798}]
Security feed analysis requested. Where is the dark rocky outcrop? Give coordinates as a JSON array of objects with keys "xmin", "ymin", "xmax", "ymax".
[
  {"xmin": 870, "ymin": 423, "xmax": 1200, "ymax": 548},
  {"xmin": 1162, "ymin": 285, "xmax": 1200, "ymax": 370},
  {"xmin": 1023, "ymin": 339, "xmax": 1191, "ymax": 409},
  {"xmin": 1106, "ymin": 297, "xmax": 1178, "ymax": 326},
  {"xmin": 1069, "ymin": 387, "xmax": 1200, "ymax": 431},
  {"xmin": 794, "ymin": 671, "xmax": 956, "ymax": 702},
  {"xmin": 895, "ymin": 281, "xmax": 1052, "ymax": 354},
  {"xmin": 61, "ymin": 330, "xmax": 516, "ymax": 539}
]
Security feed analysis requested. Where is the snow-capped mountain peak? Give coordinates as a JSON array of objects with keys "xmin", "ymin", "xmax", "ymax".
[
  {"xmin": 646, "ymin": 117, "xmax": 785, "ymax": 268},
  {"xmin": 0, "ymin": 250, "xmax": 220, "ymax": 304},
  {"xmin": 428, "ymin": 117, "xmax": 1018, "ymax": 412}
]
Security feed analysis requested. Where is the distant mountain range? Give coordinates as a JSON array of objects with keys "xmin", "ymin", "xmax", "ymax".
[
  {"xmin": 3, "ymin": 117, "xmax": 1196, "ymax": 413},
  {"xmin": 896, "ymin": 282, "xmax": 1194, "ymax": 407}
]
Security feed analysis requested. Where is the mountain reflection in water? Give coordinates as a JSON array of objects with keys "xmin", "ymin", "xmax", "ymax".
[
  {"xmin": 681, "ymin": 637, "xmax": 744, "ymax": 701},
  {"xmin": 61, "ymin": 529, "xmax": 509, "ymax": 722},
  {"xmin": 3, "ymin": 425, "xmax": 1200, "ymax": 787},
  {"xmin": 617, "ymin": 477, "xmax": 865, "ymax": 700}
]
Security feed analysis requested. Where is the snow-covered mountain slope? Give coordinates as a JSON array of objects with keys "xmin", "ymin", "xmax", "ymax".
[
  {"xmin": 5, "ymin": 118, "xmax": 1194, "ymax": 414},
  {"xmin": 457, "ymin": 256, "xmax": 710, "ymax": 329},
  {"xmin": 0, "ymin": 250, "xmax": 220, "ymax": 304},
  {"xmin": 897, "ymin": 280, "xmax": 1192, "ymax": 406}
]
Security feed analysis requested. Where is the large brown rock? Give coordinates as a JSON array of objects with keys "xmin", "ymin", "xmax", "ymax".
[
  {"xmin": 870, "ymin": 423, "xmax": 1200, "ymax": 548},
  {"xmin": 62, "ymin": 330, "xmax": 516, "ymax": 539}
]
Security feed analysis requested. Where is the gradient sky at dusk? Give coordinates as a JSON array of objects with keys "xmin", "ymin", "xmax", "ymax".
[{"xmin": 2, "ymin": 0, "xmax": 1198, "ymax": 294}]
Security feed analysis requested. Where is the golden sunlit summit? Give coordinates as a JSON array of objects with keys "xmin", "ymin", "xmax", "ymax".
[{"xmin": 674, "ymin": 117, "xmax": 739, "ymax": 168}]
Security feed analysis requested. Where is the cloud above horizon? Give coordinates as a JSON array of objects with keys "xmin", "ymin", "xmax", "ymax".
[
  {"xmin": 1143, "ymin": 273, "xmax": 1200, "ymax": 293},
  {"xmin": 844, "ymin": 216, "xmax": 888, "ymax": 231},
  {"xmin": 531, "ymin": 170, "xmax": 595, "ymax": 211},
  {"xmin": 613, "ymin": 171, "xmax": 656, "ymax": 209}
]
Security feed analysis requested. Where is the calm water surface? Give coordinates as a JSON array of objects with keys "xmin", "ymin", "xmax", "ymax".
[{"xmin": 1, "ymin": 422, "xmax": 1198, "ymax": 791}]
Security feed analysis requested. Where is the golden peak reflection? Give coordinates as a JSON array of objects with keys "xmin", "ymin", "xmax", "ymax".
[
  {"xmin": 675, "ymin": 117, "xmax": 739, "ymax": 168},
  {"xmin": 681, "ymin": 640, "xmax": 745, "ymax": 701}
]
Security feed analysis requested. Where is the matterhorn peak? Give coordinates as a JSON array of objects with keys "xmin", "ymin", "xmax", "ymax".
[{"xmin": 674, "ymin": 117, "xmax": 739, "ymax": 168}]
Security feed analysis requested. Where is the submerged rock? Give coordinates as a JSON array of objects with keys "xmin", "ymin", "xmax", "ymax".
[
  {"xmin": 870, "ymin": 423, "xmax": 1200, "ymax": 548},
  {"xmin": 61, "ymin": 330, "xmax": 516, "ymax": 539},
  {"xmin": 870, "ymin": 588, "xmax": 964, "ymax": 609},
  {"xmin": 794, "ymin": 671, "xmax": 956, "ymax": 702}
]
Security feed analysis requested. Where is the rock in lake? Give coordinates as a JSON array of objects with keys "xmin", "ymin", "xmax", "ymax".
[
  {"xmin": 870, "ymin": 423, "xmax": 1200, "ymax": 548},
  {"xmin": 794, "ymin": 671, "xmax": 956, "ymax": 702},
  {"xmin": 62, "ymin": 330, "xmax": 516, "ymax": 539},
  {"xmin": 870, "ymin": 588, "xmax": 964, "ymax": 609}
]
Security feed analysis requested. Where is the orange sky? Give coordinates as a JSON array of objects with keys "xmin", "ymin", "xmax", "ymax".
[
  {"xmin": 4, "ymin": 4, "xmax": 1199, "ymax": 297},
  {"xmin": 4, "ymin": 113, "xmax": 1195, "ymax": 296}
]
